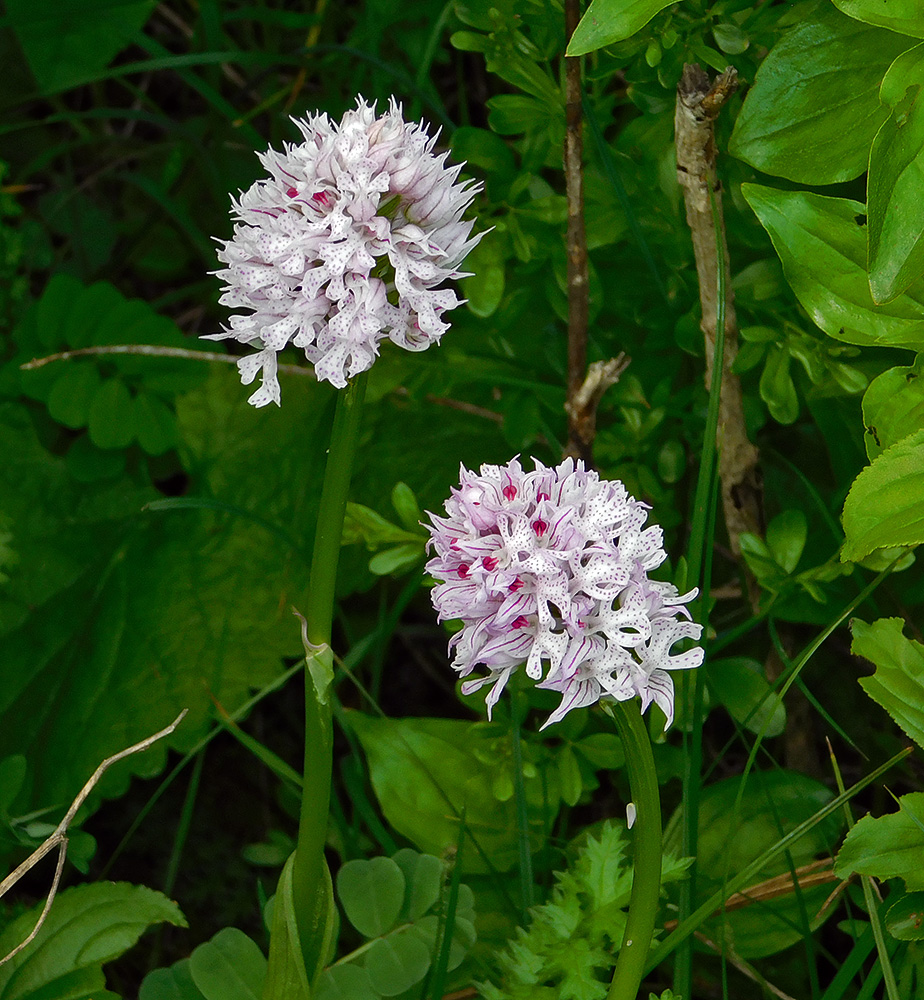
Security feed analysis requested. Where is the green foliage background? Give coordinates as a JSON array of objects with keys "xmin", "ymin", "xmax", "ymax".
[{"xmin": 3, "ymin": 0, "xmax": 924, "ymax": 997}]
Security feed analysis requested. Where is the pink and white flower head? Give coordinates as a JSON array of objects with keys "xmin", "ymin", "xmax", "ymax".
[
  {"xmin": 425, "ymin": 457, "xmax": 704, "ymax": 729},
  {"xmin": 207, "ymin": 97, "xmax": 483, "ymax": 405}
]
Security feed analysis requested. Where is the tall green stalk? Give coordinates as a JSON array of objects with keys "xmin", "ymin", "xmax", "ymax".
[
  {"xmin": 607, "ymin": 699, "xmax": 662, "ymax": 1000},
  {"xmin": 290, "ymin": 371, "xmax": 367, "ymax": 974}
]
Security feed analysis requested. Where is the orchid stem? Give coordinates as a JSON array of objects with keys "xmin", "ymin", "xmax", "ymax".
[
  {"xmin": 290, "ymin": 371, "xmax": 367, "ymax": 975},
  {"xmin": 608, "ymin": 699, "xmax": 662, "ymax": 1000}
]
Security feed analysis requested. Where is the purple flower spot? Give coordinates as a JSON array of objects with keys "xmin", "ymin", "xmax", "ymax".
[
  {"xmin": 483, "ymin": 556, "xmax": 498, "ymax": 571},
  {"xmin": 532, "ymin": 519, "xmax": 548, "ymax": 537},
  {"xmin": 511, "ymin": 615, "xmax": 530, "ymax": 629}
]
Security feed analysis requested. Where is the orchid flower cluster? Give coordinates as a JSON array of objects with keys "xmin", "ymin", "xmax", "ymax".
[
  {"xmin": 208, "ymin": 97, "xmax": 482, "ymax": 404},
  {"xmin": 425, "ymin": 458, "xmax": 704, "ymax": 728}
]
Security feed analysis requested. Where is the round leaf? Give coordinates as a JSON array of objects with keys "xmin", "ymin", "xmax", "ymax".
[
  {"xmin": 363, "ymin": 928, "xmax": 431, "ymax": 997},
  {"xmin": 189, "ymin": 927, "xmax": 267, "ymax": 1000},
  {"xmin": 47, "ymin": 363, "xmax": 102, "ymax": 429},
  {"xmin": 88, "ymin": 378, "xmax": 135, "ymax": 449},
  {"xmin": 336, "ymin": 856, "xmax": 406, "ymax": 938},
  {"xmin": 391, "ymin": 849, "xmax": 443, "ymax": 921},
  {"xmin": 314, "ymin": 965, "xmax": 377, "ymax": 1000},
  {"xmin": 134, "ymin": 391, "xmax": 179, "ymax": 455}
]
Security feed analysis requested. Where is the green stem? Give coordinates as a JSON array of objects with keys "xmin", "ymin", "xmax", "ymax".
[
  {"xmin": 290, "ymin": 372, "xmax": 367, "ymax": 972},
  {"xmin": 608, "ymin": 699, "xmax": 662, "ymax": 1000}
]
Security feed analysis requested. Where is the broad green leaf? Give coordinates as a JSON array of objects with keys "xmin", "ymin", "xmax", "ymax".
[
  {"xmin": 0, "ymin": 755, "xmax": 27, "ymax": 813},
  {"xmin": 449, "ymin": 127, "xmax": 516, "ymax": 178},
  {"xmin": 566, "ymin": 0, "xmax": 683, "ymax": 55},
  {"xmin": 862, "ymin": 354, "xmax": 924, "ymax": 459},
  {"xmin": 841, "ymin": 427, "xmax": 924, "ymax": 560},
  {"xmin": 0, "ymin": 882, "xmax": 185, "ymax": 1000},
  {"xmin": 7, "ymin": 0, "xmax": 157, "ymax": 94},
  {"xmin": 832, "ymin": 0, "xmax": 924, "ymax": 37},
  {"xmin": 742, "ymin": 184, "xmax": 924, "ymax": 349},
  {"xmin": 485, "ymin": 95, "xmax": 553, "ymax": 136},
  {"xmin": 869, "ymin": 45, "xmax": 924, "ymax": 301},
  {"xmin": 851, "ymin": 617, "xmax": 924, "ymax": 749},
  {"xmin": 337, "ymin": 857, "xmax": 406, "ymax": 938},
  {"xmin": 347, "ymin": 713, "xmax": 552, "ymax": 874},
  {"xmin": 887, "ymin": 892, "xmax": 924, "ymax": 940},
  {"xmin": 140, "ymin": 960, "xmax": 206, "ymax": 1000},
  {"xmin": 666, "ymin": 770, "xmax": 841, "ymax": 958},
  {"xmin": 364, "ymin": 929, "xmax": 432, "ymax": 997},
  {"xmin": 706, "ymin": 657, "xmax": 786, "ymax": 737},
  {"xmin": 835, "ymin": 792, "xmax": 924, "ymax": 889},
  {"xmin": 188, "ymin": 928, "xmax": 266, "ymax": 1000},
  {"xmin": 729, "ymin": 8, "xmax": 910, "ymax": 183},
  {"xmin": 314, "ymin": 965, "xmax": 378, "ymax": 1000},
  {"xmin": 88, "ymin": 378, "xmax": 135, "ymax": 450}
]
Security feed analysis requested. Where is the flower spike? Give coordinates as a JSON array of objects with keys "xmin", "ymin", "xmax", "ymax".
[
  {"xmin": 425, "ymin": 458, "xmax": 704, "ymax": 728},
  {"xmin": 209, "ymin": 97, "xmax": 483, "ymax": 404}
]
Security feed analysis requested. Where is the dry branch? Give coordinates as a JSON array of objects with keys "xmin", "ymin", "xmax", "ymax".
[
  {"xmin": 675, "ymin": 64, "xmax": 763, "ymax": 564},
  {"xmin": 0, "ymin": 711, "xmax": 187, "ymax": 967}
]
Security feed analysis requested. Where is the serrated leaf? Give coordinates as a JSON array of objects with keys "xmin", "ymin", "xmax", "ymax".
[
  {"xmin": 7, "ymin": 0, "xmax": 157, "ymax": 94},
  {"xmin": 729, "ymin": 8, "xmax": 910, "ymax": 183},
  {"xmin": 832, "ymin": 0, "xmax": 924, "ymax": 37},
  {"xmin": 869, "ymin": 46, "xmax": 924, "ymax": 302},
  {"xmin": 188, "ymin": 928, "xmax": 266, "ymax": 1000},
  {"xmin": 566, "ymin": 0, "xmax": 682, "ymax": 55},
  {"xmin": 841, "ymin": 428, "xmax": 924, "ymax": 561},
  {"xmin": 852, "ymin": 617, "xmax": 924, "ymax": 748},
  {"xmin": 0, "ymin": 882, "xmax": 186, "ymax": 1000},
  {"xmin": 835, "ymin": 792, "xmax": 924, "ymax": 889},
  {"xmin": 743, "ymin": 184, "xmax": 924, "ymax": 349},
  {"xmin": 363, "ymin": 929, "xmax": 432, "ymax": 997},
  {"xmin": 337, "ymin": 857, "xmax": 406, "ymax": 938}
]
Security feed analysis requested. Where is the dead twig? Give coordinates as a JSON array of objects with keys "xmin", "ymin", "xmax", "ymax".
[
  {"xmin": 563, "ymin": 0, "xmax": 592, "ymax": 463},
  {"xmin": 0, "ymin": 711, "xmax": 187, "ymax": 967},
  {"xmin": 675, "ymin": 64, "xmax": 764, "ymax": 582},
  {"xmin": 564, "ymin": 355, "xmax": 631, "ymax": 452}
]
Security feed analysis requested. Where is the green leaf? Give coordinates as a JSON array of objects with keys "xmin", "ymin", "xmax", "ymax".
[
  {"xmin": 134, "ymin": 392, "xmax": 179, "ymax": 456},
  {"xmin": 449, "ymin": 127, "xmax": 516, "ymax": 178},
  {"xmin": 314, "ymin": 965, "xmax": 378, "ymax": 1000},
  {"xmin": 887, "ymin": 892, "xmax": 924, "ymax": 939},
  {"xmin": 390, "ymin": 482, "xmax": 422, "ymax": 532},
  {"xmin": 0, "ymin": 881, "xmax": 185, "ymax": 1000},
  {"xmin": 262, "ymin": 855, "xmax": 313, "ymax": 1000},
  {"xmin": 665, "ymin": 770, "xmax": 841, "ymax": 958},
  {"xmin": 742, "ymin": 184, "xmax": 924, "ymax": 349},
  {"xmin": 841, "ymin": 427, "xmax": 924, "ymax": 560},
  {"xmin": 566, "ymin": 0, "xmax": 683, "ymax": 55},
  {"xmin": 862, "ymin": 354, "xmax": 924, "ymax": 459},
  {"xmin": 869, "ymin": 46, "xmax": 924, "ymax": 301},
  {"xmin": 364, "ymin": 929, "xmax": 432, "ymax": 996},
  {"xmin": 88, "ymin": 378, "xmax": 135, "ymax": 450},
  {"xmin": 766, "ymin": 509, "xmax": 808, "ymax": 574},
  {"xmin": 140, "ymin": 960, "xmax": 206, "ymax": 1000},
  {"xmin": 852, "ymin": 617, "xmax": 924, "ymax": 749},
  {"xmin": 485, "ymin": 95, "xmax": 553, "ymax": 136},
  {"xmin": 729, "ymin": 7, "xmax": 911, "ymax": 183},
  {"xmin": 706, "ymin": 657, "xmax": 786, "ymax": 737},
  {"xmin": 337, "ymin": 856, "xmax": 406, "ymax": 938},
  {"xmin": 0, "ymin": 754, "xmax": 27, "ymax": 813},
  {"xmin": 832, "ymin": 0, "xmax": 924, "ymax": 37},
  {"xmin": 188, "ymin": 928, "xmax": 266, "ymax": 1000},
  {"xmin": 759, "ymin": 346, "xmax": 799, "ymax": 424},
  {"xmin": 391, "ymin": 849, "xmax": 443, "ymax": 921},
  {"xmin": 461, "ymin": 237, "xmax": 506, "ymax": 318},
  {"xmin": 368, "ymin": 543, "xmax": 423, "ymax": 576},
  {"xmin": 7, "ymin": 0, "xmax": 157, "ymax": 94},
  {"xmin": 46, "ymin": 364, "xmax": 102, "ymax": 430},
  {"xmin": 835, "ymin": 792, "xmax": 924, "ymax": 889},
  {"xmin": 347, "ymin": 713, "xmax": 550, "ymax": 874}
]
